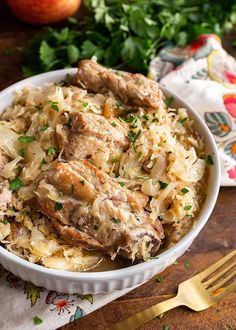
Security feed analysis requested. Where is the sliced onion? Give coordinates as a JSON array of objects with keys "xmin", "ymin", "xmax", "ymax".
[
  {"xmin": 1, "ymin": 156, "xmax": 23, "ymax": 179},
  {"xmin": 0, "ymin": 123, "xmax": 20, "ymax": 158},
  {"xmin": 150, "ymin": 155, "xmax": 167, "ymax": 180},
  {"xmin": 141, "ymin": 179, "xmax": 158, "ymax": 197}
]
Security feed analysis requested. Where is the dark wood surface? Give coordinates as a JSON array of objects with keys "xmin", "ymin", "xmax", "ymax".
[{"xmin": 0, "ymin": 2, "xmax": 235, "ymax": 329}]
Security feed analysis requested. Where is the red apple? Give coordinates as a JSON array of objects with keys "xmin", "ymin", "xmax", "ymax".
[{"xmin": 6, "ymin": 0, "xmax": 81, "ymax": 25}]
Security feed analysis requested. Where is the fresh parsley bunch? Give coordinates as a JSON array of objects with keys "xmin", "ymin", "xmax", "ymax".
[{"xmin": 22, "ymin": 0, "xmax": 236, "ymax": 76}]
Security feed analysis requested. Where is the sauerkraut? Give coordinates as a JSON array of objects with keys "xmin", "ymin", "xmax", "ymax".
[{"xmin": 0, "ymin": 75, "xmax": 209, "ymax": 271}]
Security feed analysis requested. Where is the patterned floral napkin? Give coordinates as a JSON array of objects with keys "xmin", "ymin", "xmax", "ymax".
[
  {"xmin": 0, "ymin": 263, "xmax": 137, "ymax": 329},
  {"xmin": 149, "ymin": 34, "xmax": 236, "ymax": 186}
]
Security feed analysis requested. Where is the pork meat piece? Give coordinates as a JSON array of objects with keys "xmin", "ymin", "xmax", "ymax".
[
  {"xmin": 76, "ymin": 59, "xmax": 163, "ymax": 109},
  {"xmin": 56, "ymin": 112, "xmax": 128, "ymax": 172},
  {"xmin": 36, "ymin": 160, "xmax": 164, "ymax": 260}
]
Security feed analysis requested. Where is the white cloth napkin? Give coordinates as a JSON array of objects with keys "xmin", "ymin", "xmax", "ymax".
[
  {"xmin": 149, "ymin": 34, "xmax": 236, "ymax": 186},
  {"xmin": 0, "ymin": 264, "xmax": 137, "ymax": 329}
]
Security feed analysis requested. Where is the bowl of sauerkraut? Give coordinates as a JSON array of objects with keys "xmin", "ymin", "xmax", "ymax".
[{"xmin": 0, "ymin": 63, "xmax": 220, "ymax": 294}]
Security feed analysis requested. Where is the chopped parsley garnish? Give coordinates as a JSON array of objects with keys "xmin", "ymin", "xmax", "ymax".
[
  {"xmin": 148, "ymin": 255, "xmax": 159, "ymax": 260},
  {"xmin": 205, "ymin": 155, "xmax": 214, "ymax": 165},
  {"xmin": 111, "ymin": 121, "xmax": 117, "ymax": 127},
  {"xmin": 93, "ymin": 224, "xmax": 100, "ymax": 230},
  {"xmin": 7, "ymin": 206, "xmax": 15, "ymax": 211},
  {"xmin": 111, "ymin": 218, "xmax": 121, "ymax": 224},
  {"xmin": 70, "ymin": 184, "xmax": 74, "ymax": 194},
  {"xmin": 156, "ymin": 275, "xmax": 164, "ymax": 283},
  {"xmin": 151, "ymin": 117, "xmax": 159, "ymax": 123},
  {"xmin": 18, "ymin": 148, "xmax": 25, "ymax": 157},
  {"xmin": 165, "ymin": 96, "xmax": 174, "ymax": 107},
  {"xmin": 128, "ymin": 130, "xmax": 141, "ymax": 152},
  {"xmin": 184, "ymin": 260, "xmax": 190, "ymax": 268},
  {"xmin": 80, "ymin": 180, "xmax": 85, "ymax": 185},
  {"xmin": 186, "ymin": 214, "xmax": 193, "ymax": 218},
  {"xmin": 9, "ymin": 177, "xmax": 23, "ymax": 191},
  {"xmin": 184, "ymin": 205, "xmax": 192, "ymax": 210},
  {"xmin": 55, "ymin": 202, "xmax": 63, "ymax": 211},
  {"xmin": 181, "ymin": 187, "xmax": 189, "ymax": 194},
  {"xmin": 159, "ymin": 181, "xmax": 168, "ymax": 189},
  {"xmin": 39, "ymin": 158, "xmax": 46, "ymax": 168},
  {"xmin": 118, "ymin": 182, "xmax": 125, "ymax": 187},
  {"xmin": 141, "ymin": 113, "xmax": 149, "ymax": 124},
  {"xmin": 163, "ymin": 325, "xmax": 170, "ymax": 330},
  {"xmin": 47, "ymin": 147, "xmax": 58, "ymax": 156},
  {"xmin": 48, "ymin": 100, "xmax": 59, "ymax": 112},
  {"xmin": 122, "ymin": 114, "xmax": 137, "ymax": 124},
  {"xmin": 22, "ymin": 208, "xmax": 31, "ymax": 216},
  {"xmin": 18, "ymin": 136, "xmax": 36, "ymax": 143},
  {"xmin": 34, "ymin": 105, "xmax": 42, "ymax": 112},
  {"xmin": 128, "ymin": 130, "xmax": 136, "ymax": 143},
  {"xmin": 110, "ymin": 158, "xmax": 119, "ymax": 164},
  {"xmin": 40, "ymin": 124, "xmax": 49, "ymax": 132},
  {"xmin": 177, "ymin": 117, "xmax": 188, "ymax": 125},
  {"xmin": 58, "ymin": 73, "xmax": 72, "ymax": 86},
  {"xmin": 116, "ymin": 100, "xmax": 123, "ymax": 108},
  {"xmin": 80, "ymin": 101, "xmax": 88, "ymax": 108},
  {"xmin": 33, "ymin": 316, "xmax": 43, "ymax": 325},
  {"xmin": 1, "ymin": 219, "xmax": 8, "ymax": 225}
]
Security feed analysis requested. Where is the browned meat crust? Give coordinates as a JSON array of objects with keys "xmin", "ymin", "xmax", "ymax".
[
  {"xmin": 77, "ymin": 60, "xmax": 163, "ymax": 108},
  {"xmin": 56, "ymin": 112, "xmax": 128, "ymax": 172},
  {"xmin": 36, "ymin": 160, "xmax": 164, "ymax": 260}
]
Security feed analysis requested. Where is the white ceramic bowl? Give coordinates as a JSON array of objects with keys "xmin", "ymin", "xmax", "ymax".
[{"xmin": 0, "ymin": 69, "xmax": 220, "ymax": 294}]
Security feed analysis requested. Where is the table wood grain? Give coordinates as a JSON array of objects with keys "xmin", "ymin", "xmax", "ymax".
[{"xmin": 0, "ymin": 3, "xmax": 235, "ymax": 329}]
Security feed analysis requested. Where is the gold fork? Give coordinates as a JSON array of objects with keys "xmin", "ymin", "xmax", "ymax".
[{"xmin": 109, "ymin": 250, "xmax": 236, "ymax": 330}]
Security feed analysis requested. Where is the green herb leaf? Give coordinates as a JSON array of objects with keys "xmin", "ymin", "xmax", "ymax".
[
  {"xmin": 18, "ymin": 136, "xmax": 36, "ymax": 143},
  {"xmin": 128, "ymin": 130, "xmax": 136, "ymax": 143},
  {"xmin": 2, "ymin": 219, "xmax": 8, "ymax": 225},
  {"xmin": 40, "ymin": 124, "xmax": 49, "ymax": 132},
  {"xmin": 110, "ymin": 158, "xmax": 119, "ymax": 164},
  {"xmin": 21, "ymin": 2, "xmax": 236, "ymax": 77},
  {"xmin": 184, "ymin": 260, "xmax": 190, "ymax": 269},
  {"xmin": 33, "ymin": 316, "xmax": 43, "ymax": 325},
  {"xmin": 156, "ymin": 274, "xmax": 164, "ymax": 283},
  {"xmin": 111, "ymin": 121, "xmax": 117, "ymax": 127},
  {"xmin": 163, "ymin": 325, "xmax": 170, "ymax": 330},
  {"xmin": 148, "ymin": 255, "xmax": 159, "ymax": 260},
  {"xmin": 18, "ymin": 148, "xmax": 25, "ymax": 157},
  {"xmin": 177, "ymin": 117, "xmax": 188, "ymax": 125},
  {"xmin": 118, "ymin": 182, "xmax": 125, "ymax": 187},
  {"xmin": 47, "ymin": 147, "xmax": 58, "ymax": 156},
  {"xmin": 159, "ymin": 181, "xmax": 168, "ymax": 189},
  {"xmin": 111, "ymin": 218, "xmax": 121, "ymax": 224},
  {"xmin": 181, "ymin": 187, "xmax": 189, "ymax": 194},
  {"xmin": 67, "ymin": 44, "xmax": 80, "ymax": 64},
  {"xmin": 93, "ymin": 224, "xmax": 100, "ymax": 230},
  {"xmin": 35, "ymin": 105, "xmax": 42, "ymax": 112},
  {"xmin": 55, "ymin": 202, "xmax": 63, "ymax": 211},
  {"xmin": 80, "ymin": 180, "xmax": 85, "ymax": 186},
  {"xmin": 9, "ymin": 177, "xmax": 23, "ymax": 191},
  {"xmin": 184, "ymin": 205, "xmax": 192, "ymax": 210},
  {"xmin": 205, "ymin": 155, "xmax": 214, "ymax": 165},
  {"xmin": 39, "ymin": 158, "xmax": 46, "ymax": 169},
  {"xmin": 48, "ymin": 100, "xmax": 59, "ymax": 112},
  {"xmin": 165, "ymin": 96, "xmax": 174, "ymax": 107}
]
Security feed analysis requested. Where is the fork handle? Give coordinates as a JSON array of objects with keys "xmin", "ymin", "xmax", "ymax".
[{"xmin": 109, "ymin": 296, "xmax": 181, "ymax": 330}]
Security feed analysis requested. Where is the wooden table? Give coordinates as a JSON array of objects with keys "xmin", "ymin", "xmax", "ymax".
[{"xmin": 0, "ymin": 3, "xmax": 235, "ymax": 329}]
